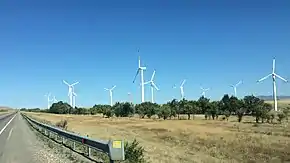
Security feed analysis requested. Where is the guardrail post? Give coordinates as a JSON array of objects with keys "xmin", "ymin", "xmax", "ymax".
[
  {"xmin": 73, "ymin": 142, "xmax": 76, "ymax": 150},
  {"xmin": 62, "ymin": 136, "xmax": 64, "ymax": 144},
  {"xmin": 87, "ymin": 135, "xmax": 91, "ymax": 157}
]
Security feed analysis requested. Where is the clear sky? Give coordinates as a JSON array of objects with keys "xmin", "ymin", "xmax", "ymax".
[{"xmin": 0, "ymin": 0, "xmax": 290, "ymax": 108}]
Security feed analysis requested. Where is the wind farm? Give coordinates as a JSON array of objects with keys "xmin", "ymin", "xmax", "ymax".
[
  {"xmin": 15, "ymin": 33, "xmax": 290, "ymax": 163},
  {"xmin": 4, "ymin": 2, "xmax": 290, "ymax": 163},
  {"xmin": 43, "ymin": 57, "xmax": 289, "ymax": 112}
]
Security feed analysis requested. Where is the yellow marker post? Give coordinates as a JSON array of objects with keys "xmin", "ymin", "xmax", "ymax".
[{"xmin": 112, "ymin": 140, "xmax": 122, "ymax": 148}]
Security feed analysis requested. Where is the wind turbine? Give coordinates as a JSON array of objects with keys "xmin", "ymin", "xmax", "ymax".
[
  {"xmin": 257, "ymin": 58, "xmax": 288, "ymax": 111},
  {"xmin": 133, "ymin": 51, "xmax": 147, "ymax": 103},
  {"xmin": 144, "ymin": 70, "xmax": 159, "ymax": 103},
  {"xmin": 52, "ymin": 96, "xmax": 58, "ymax": 103},
  {"xmin": 200, "ymin": 87, "xmax": 210, "ymax": 97},
  {"xmin": 230, "ymin": 81, "xmax": 242, "ymax": 97},
  {"xmin": 44, "ymin": 93, "xmax": 53, "ymax": 109},
  {"xmin": 104, "ymin": 85, "xmax": 116, "ymax": 106},
  {"xmin": 63, "ymin": 80, "xmax": 79, "ymax": 108},
  {"xmin": 180, "ymin": 80, "xmax": 186, "ymax": 99}
]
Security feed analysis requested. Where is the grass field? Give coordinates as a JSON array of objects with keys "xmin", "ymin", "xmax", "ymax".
[
  {"xmin": 25, "ymin": 112, "xmax": 290, "ymax": 163},
  {"xmin": 265, "ymin": 99, "xmax": 290, "ymax": 108},
  {"xmin": 0, "ymin": 109, "xmax": 10, "ymax": 114}
]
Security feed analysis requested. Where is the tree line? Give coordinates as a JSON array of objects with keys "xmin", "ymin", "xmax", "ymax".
[{"xmin": 21, "ymin": 94, "xmax": 290, "ymax": 123}]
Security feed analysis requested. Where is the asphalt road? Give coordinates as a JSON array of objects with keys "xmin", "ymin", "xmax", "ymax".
[{"xmin": 0, "ymin": 112, "xmax": 71, "ymax": 163}]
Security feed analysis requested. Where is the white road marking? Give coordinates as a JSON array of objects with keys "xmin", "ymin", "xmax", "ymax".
[
  {"xmin": 0, "ymin": 114, "xmax": 17, "ymax": 136},
  {"xmin": 7, "ymin": 127, "xmax": 13, "ymax": 140}
]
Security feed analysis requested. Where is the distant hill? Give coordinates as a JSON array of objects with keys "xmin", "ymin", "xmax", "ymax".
[
  {"xmin": 0, "ymin": 106, "xmax": 13, "ymax": 110},
  {"xmin": 257, "ymin": 95, "xmax": 290, "ymax": 101}
]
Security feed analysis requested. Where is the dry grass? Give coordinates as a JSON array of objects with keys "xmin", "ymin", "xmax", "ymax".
[
  {"xmin": 0, "ymin": 109, "xmax": 10, "ymax": 114},
  {"xmin": 25, "ymin": 112, "xmax": 290, "ymax": 163},
  {"xmin": 265, "ymin": 99, "xmax": 290, "ymax": 108}
]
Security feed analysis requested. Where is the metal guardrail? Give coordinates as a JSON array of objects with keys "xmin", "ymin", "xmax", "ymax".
[{"xmin": 21, "ymin": 113, "xmax": 125, "ymax": 163}]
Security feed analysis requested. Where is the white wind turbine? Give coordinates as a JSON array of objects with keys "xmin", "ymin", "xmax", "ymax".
[
  {"xmin": 200, "ymin": 87, "xmax": 210, "ymax": 97},
  {"xmin": 144, "ymin": 70, "xmax": 159, "ymax": 103},
  {"xmin": 172, "ymin": 84, "xmax": 177, "ymax": 99},
  {"xmin": 44, "ymin": 93, "xmax": 53, "ymax": 109},
  {"xmin": 53, "ymin": 96, "xmax": 58, "ymax": 103},
  {"xmin": 63, "ymin": 80, "xmax": 79, "ymax": 108},
  {"xmin": 104, "ymin": 85, "xmax": 116, "ymax": 106},
  {"xmin": 133, "ymin": 53, "xmax": 147, "ymax": 103},
  {"xmin": 230, "ymin": 81, "xmax": 242, "ymax": 97},
  {"xmin": 180, "ymin": 80, "xmax": 186, "ymax": 99},
  {"xmin": 257, "ymin": 58, "xmax": 288, "ymax": 111}
]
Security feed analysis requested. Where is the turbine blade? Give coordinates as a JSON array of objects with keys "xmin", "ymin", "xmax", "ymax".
[
  {"xmin": 274, "ymin": 73, "xmax": 288, "ymax": 82},
  {"xmin": 144, "ymin": 81, "xmax": 150, "ymax": 85},
  {"xmin": 272, "ymin": 58, "xmax": 275, "ymax": 73},
  {"xmin": 236, "ymin": 81, "xmax": 242, "ymax": 86},
  {"xmin": 71, "ymin": 81, "xmax": 79, "ymax": 86},
  {"xmin": 104, "ymin": 88, "xmax": 109, "ymax": 91},
  {"xmin": 181, "ymin": 80, "xmax": 186, "ymax": 87},
  {"xmin": 111, "ymin": 85, "xmax": 116, "ymax": 90},
  {"xmin": 133, "ymin": 69, "xmax": 139, "ymax": 83},
  {"xmin": 257, "ymin": 74, "xmax": 271, "ymax": 82},
  {"xmin": 63, "ymin": 80, "xmax": 69, "ymax": 85},
  {"xmin": 73, "ymin": 92, "xmax": 77, "ymax": 96},
  {"xmin": 151, "ymin": 70, "xmax": 156, "ymax": 81},
  {"xmin": 138, "ymin": 56, "xmax": 141, "ymax": 68},
  {"xmin": 152, "ymin": 82, "xmax": 159, "ymax": 90}
]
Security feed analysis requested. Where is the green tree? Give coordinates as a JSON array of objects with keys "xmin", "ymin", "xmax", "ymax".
[
  {"xmin": 243, "ymin": 95, "xmax": 263, "ymax": 114},
  {"xmin": 229, "ymin": 96, "xmax": 242, "ymax": 113},
  {"xmin": 209, "ymin": 101, "xmax": 220, "ymax": 120},
  {"xmin": 184, "ymin": 101, "xmax": 193, "ymax": 120},
  {"xmin": 48, "ymin": 101, "xmax": 72, "ymax": 114},
  {"xmin": 220, "ymin": 94, "xmax": 231, "ymax": 113},
  {"xmin": 197, "ymin": 96, "xmax": 210, "ymax": 115},
  {"xmin": 157, "ymin": 104, "xmax": 171, "ymax": 120},
  {"xmin": 168, "ymin": 99, "xmax": 178, "ymax": 119},
  {"xmin": 135, "ymin": 104, "xmax": 146, "ymax": 118}
]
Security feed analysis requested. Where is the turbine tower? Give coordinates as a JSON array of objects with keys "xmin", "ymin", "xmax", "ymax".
[
  {"xmin": 104, "ymin": 85, "xmax": 116, "ymax": 106},
  {"xmin": 44, "ymin": 93, "xmax": 53, "ymax": 109},
  {"xmin": 200, "ymin": 87, "xmax": 210, "ymax": 97},
  {"xmin": 257, "ymin": 58, "xmax": 288, "ymax": 111},
  {"xmin": 144, "ymin": 70, "xmax": 159, "ymax": 103},
  {"xmin": 133, "ymin": 52, "xmax": 146, "ymax": 103},
  {"xmin": 63, "ymin": 80, "xmax": 79, "ymax": 108},
  {"xmin": 180, "ymin": 80, "xmax": 186, "ymax": 99},
  {"xmin": 230, "ymin": 81, "xmax": 242, "ymax": 97}
]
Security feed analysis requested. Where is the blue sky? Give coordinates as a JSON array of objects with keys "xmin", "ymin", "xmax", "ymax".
[{"xmin": 0, "ymin": 0, "xmax": 290, "ymax": 108}]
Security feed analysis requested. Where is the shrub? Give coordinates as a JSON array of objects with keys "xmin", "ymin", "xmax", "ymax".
[
  {"xmin": 124, "ymin": 139, "xmax": 146, "ymax": 163},
  {"xmin": 223, "ymin": 110, "xmax": 230, "ymax": 121},
  {"xmin": 277, "ymin": 112, "xmax": 286, "ymax": 123},
  {"xmin": 55, "ymin": 120, "xmax": 68, "ymax": 130},
  {"xmin": 236, "ymin": 108, "xmax": 245, "ymax": 122}
]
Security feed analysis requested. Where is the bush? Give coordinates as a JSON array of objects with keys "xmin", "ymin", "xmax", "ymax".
[
  {"xmin": 223, "ymin": 110, "xmax": 230, "ymax": 121},
  {"xmin": 277, "ymin": 112, "xmax": 286, "ymax": 123},
  {"xmin": 55, "ymin": 120, "xmax": 68, "ymax": 130},
  {"xmin": 104, "ymin": 108, "xmax": 113, "ymax": 118},
  {"xmin": 124, "ymin": 139, "xmax": 146, "ymax": 163}
]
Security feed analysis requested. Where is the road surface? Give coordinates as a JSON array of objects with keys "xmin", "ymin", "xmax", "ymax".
[{"xmin": 0, "ymin": 112, "xmax": 71, "ymax": 163}]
